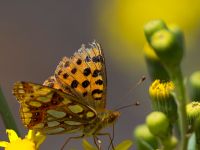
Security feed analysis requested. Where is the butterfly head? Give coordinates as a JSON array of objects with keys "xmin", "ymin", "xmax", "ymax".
[
  {"xmin": 108, "ymin": 111, "xmax": 120, "ymax": 124},
  {"xmin": 99, "ymin": 110, "xmax": 120, "ymax": 126}
]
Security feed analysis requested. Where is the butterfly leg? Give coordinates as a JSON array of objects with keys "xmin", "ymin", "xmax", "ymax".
[
  {"xmin": 60, "ymin": 134, "xmax": 84, "ymax": 150},
  {"xmin": 93, "ymin": 135, "xmax": 102, "ymax": 150},
  {"xmin": 96, "ymin": 133, "xmax": 115, "ymax": 150},
  {"xmin": 109, "ymin": 124, "xmax": 115, "ymax": 150}
]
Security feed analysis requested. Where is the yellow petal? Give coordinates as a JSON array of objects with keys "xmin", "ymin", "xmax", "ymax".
[
  {"xmin": 35, "ymin": 133, "xmax": 46, "ymax": 149},
  {"xmin": 26, "ymin": 130, "xmax": 36, "ymax": 140},
  {"xmin": 5, "ymin": 139, "xmax": 35, "ymax": 150},
  {"xmin": 0, "ymin": 141, "xmax": 9, "ymax": 147},
  {"xmin": 6, "ymin": 129, "xmax": 19, "ymax": 142}
]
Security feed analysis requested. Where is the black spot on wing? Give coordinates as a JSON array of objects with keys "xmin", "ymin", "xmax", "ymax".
[
  {"xmin": 64, "ymin": 61, "xmax": 70, "ymax": 67},
  {"xmin": 58, "ymin": 70, "xmax": 62, "ymax": 75},
  {"xmin": 95, "ymin": 79, "xmax": 103, "ymax": 85},
  {"xmin": 71, "ymin": 80, "xmax": 78, "ymax": 88},
  {"xmin": 83, "ymin": 92, "xmax": 87, "ymax": 97},
  {"xmin": 92, "ymin": 70, "xmax": 100, "ymax": 77},
  {"xmin": 63, "ymin": 73, "xmax": 69, "ymax": 79},
  {"xmin": 71, "ymin": 68, "xmax": 77, "ymax": 74},
  {"xmin": 85, "ymin": 56, "xmax": 91, "ymax": 62},
  {"xmin": 94, "ymin": 97, "xmax": 102, "ymax": 100},
  {"xmin": 92, "ymin": 55, "xmax": 103, "ymax": 63},
  {"xmin": 92, "ymin": 89, "xmax": 103, "ymax": 95},
  {"xmin": 76, "ymin": 59, "xmax": 82, "ymax": 65},
  {"xmin": 82, "ymin": 80, "xmax": 90, "ymax": 88},
  {"xmin": 83, "ymin": 68, "xmax": 91, "ymax": 76}
]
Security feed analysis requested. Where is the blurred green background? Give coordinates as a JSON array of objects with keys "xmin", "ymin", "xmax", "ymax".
[{"xmin": 0, "ymin": 1, "xmax": 200, "ymax": 149}]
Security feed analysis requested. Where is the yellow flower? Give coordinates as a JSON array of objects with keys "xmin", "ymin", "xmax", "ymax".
[
  {"xmin": 149, "ymin": 80, "xmax": 177, "ymax": 122},
  {"xmin": 149, "ymin": 80, "xmax": 174, "ymax": 98},
  {"xmin": 187, "ymin": 102, "xmax": 200, "ymax": 125},
  {"xmin": 0, "ymin": 129, "xmax": 46, "ymax": 150}
]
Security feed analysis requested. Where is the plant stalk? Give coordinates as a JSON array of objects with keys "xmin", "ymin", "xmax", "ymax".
[
  {"xmin": 0, "ymin": 86, "xmax": 20, "ymax": 135},
  {"xmin": 169, "ymin": 66, "xmax": 188, "ymax": 150}
]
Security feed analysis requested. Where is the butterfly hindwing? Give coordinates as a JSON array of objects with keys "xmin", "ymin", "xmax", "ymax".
[
  {"xmin": 55, "ymin": 41, "xmax": 107, "ymax": 109},
  {"xmin": 13, "ymin": 81, "xmax": 97, "ymax": 134}
]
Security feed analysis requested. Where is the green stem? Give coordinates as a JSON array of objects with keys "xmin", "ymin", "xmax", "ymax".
[
  {"xmin": 0, "ymin": 86, "xmax": 20, "ymax": 135},
  {"xmin": 169, "ymin": 66, "xmax": 188, "ymax": 150}
]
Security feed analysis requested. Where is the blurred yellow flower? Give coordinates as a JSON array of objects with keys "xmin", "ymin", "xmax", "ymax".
[
  {"xmin": 97, "ymin": 0, "xmax": 200, "ymax": 66},
  {"xmin": 0, "ymin": 129, "xmax": 46, "ymax": 150}
]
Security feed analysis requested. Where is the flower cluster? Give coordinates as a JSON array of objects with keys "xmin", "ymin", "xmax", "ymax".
[{"xmin": 134, "ymin": 20, "xmax": 200, "ymax": 150}]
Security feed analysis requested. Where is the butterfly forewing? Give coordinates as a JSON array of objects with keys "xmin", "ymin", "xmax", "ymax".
[
  {"xmin": 43, "ymin": 75, "xmax": 75, "ymax": 97},
  {"xmin": 13, "ymin": 81, "xmax": 97, "ymax": 134},
  {"xmin": 55, "ymin": 41, "xmax": 107, "ymax": 109}
]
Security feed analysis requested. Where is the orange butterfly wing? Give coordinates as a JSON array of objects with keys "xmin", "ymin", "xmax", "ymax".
[{"xmin": 55, "ymin": 41, "xmax": 107, "ymax": 110}]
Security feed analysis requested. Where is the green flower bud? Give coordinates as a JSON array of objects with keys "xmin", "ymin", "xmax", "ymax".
[
  {"xmin": 146, "ymin": 111, "xmax": 170, "ymax": 138},
  {"xmin": 186, "ymin": 102, "xmax": 200, "ymax": 128},
  {"xmin": 150, "ymin": 29, "xmax": 183, "ymax": 67},
  {"xmin": 144, "ymin": 43, "xmax": 170, "ymax": 81},
  {"xmin": 149, "ymin": 80, "xmax": 177, "ymax": 122},
  {"xmin": 168, "ymin": 24, "xmax": 184, "ymax": 50},
  {"xmin": 144, "ymin": 19, "xmax": 167, "ymax": 43},
  {"xmin": 189, "ymin": 71, "xmax": 200, "ymax": 101},
  {"xmin": 134, "ymin": 124, "xmax": 158, "ymax": 150},
  {"xmin": 162, "ymin": 136, "xmax": 178, "ymax": 150}
]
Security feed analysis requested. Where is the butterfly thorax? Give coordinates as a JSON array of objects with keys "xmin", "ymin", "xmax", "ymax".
[{"xmin": 83, "ymin": 110, "xmax": 120, "ymax": 136}]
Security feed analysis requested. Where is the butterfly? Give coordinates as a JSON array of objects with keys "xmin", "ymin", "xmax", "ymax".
[{"xmin": 13, "ymin": 41, "xmax": 120, "ymax": 149}]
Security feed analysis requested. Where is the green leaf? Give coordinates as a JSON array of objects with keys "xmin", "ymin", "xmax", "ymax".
[
  {"xmin": 82, "ymin": 139, "xmax": 97, "ymax": 150},
  {"xmin": 115, "ymin": 139, "xmax": 133, "ymax": 150}
]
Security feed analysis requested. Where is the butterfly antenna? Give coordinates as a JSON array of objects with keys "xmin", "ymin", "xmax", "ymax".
[
  {"xmin": 113, "ymin": 75, "xmax": 146, "ymax": 110},
  {"xmin": 114, "ymin": 101, "xmax": 140, "ymax": 111}
]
